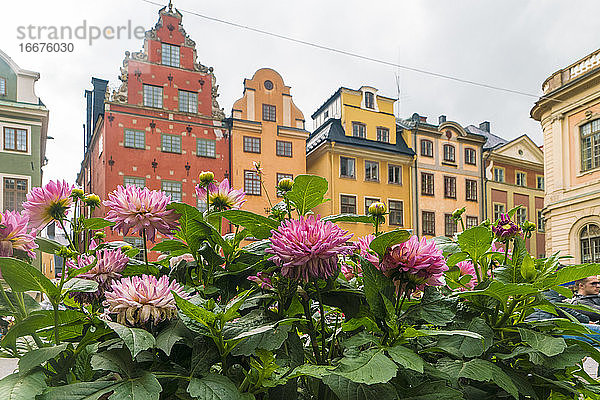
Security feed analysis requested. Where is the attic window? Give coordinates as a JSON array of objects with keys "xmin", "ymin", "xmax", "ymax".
[
  {"xmin": 365, "ymin": 92, "xmax": 375, "ymax": 109},
  {"xmin": 0, "ymin": 77, "xmax": 5, "ymax": 96},
  {"xmin": 161, "ymin": 43, "xmax": 180, "ymax": 67}
]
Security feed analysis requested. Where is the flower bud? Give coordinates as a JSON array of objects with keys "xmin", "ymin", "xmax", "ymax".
[
  {"xmin": 56, "ymin": 246, "xmax": 76, "ymax": 258},
  {"xmin": 94, "ymin": 231, "xmax": 106, "ymax": 239},
  {"xmin": 253, "ymin": 161, "xmax": 263, "ymax": 174},
  {"xmin": 480, "ymin": 219, "xmax": 491, "ymax": 228},
  {"xmin": 198, "ymin": 171, "xmax": 215, "ymax": 187},
  {"xmin": 492, "ymin": 213, "xmax": 522, "ymax": 241},
  {"xmin": 121, "ymin": 245, "xmax": 133, "ymax": 251},
  {"xmin": 71, "ymin": 188, "xmax": 85, "ymax": 199},
  {"xmin": 83, "ymin": 194, "xmax": 101, "ymax": 208},
  {"xmin": 368, "ymin": 202, "xmax": 386, "ymax": 216},
  {"xmin": 522, "ymin": 220, "xmax": 536, "ymax": 233},
  {"xmin": 277, "ymin": 178, "xmax": 294, "ymax": 193},
  {"xmin": 451, "ymin": 207, "xmax": 466, "ymax": 221}
]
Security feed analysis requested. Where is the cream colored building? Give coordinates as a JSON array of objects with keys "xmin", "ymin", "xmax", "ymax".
[{"xmin": 531, "ymin": 48, "xmax": 600, "ymax": 263}]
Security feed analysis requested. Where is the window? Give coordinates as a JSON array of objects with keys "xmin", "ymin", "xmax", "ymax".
[
  {"xmin": 262, "ymin": 104, "xmax": 276, "ymax": 122},
  {"xmin": 243, "ymin": 136, "xmax": 261, "ymax": 153},
  {"xmin": 143, "ymin": 85, "xmax": 163, "ymax": 108},
  {"xmin": 388, "ymin": 164, "xmax": 402, "ymax": 185},
  {"xmin": 197, "ymin": 198, "xmax": 208, "ymax": 213},
  {"xmin": 493, "ymin": 167, "xmax": 505, "ymax": 183},
  {"xmin": 580, "ymin": 119, "xmax": 600, "ymax": 172},
  {"xmin": 124, "ymin": 237, "xmax": 145, "ymax": 261},
  {"xmin": 123, "ymin": 176, "xmax": 145, "ymax": 188},
  {"xmin": 244, "ymin": 170, "xmax": 261, "ymax": 195},
  {"xmin": 3, "ymin": 127, "xmax": 27, "ymax": 152},
  {"xmin": 365, "ymin": 197, "xmax": 380, "ymax": 213},
  {"xmin": 365, "ymin": 92, "xmax": 375, "ymax": 109},
  {"xmin": 161, "ymin": 181, "xmax": 182, "ymax": 202},
  {"xmin": 389, "ymin": 200, "xmax": 403, "ymax": 226},
  {"xmin": 465, "ymin": 179, "xmax": 477, "ymax": 201},
  {"xmin": 421, "ymin": 139, "xmax": 433, "ymax": 157},
  {"xmin": 466, "ymin": 216, "xmax": 478, "ymax": 229},
  {"xmin": 178, "ymin": 90, "xmax": 197, "ymax": 113},
  {"xmin": 340, "ymin": 157, "xmax": 355, "ymax": 178},
  {"xmin": 422, "ymin": 211, "xmax": 435, "ymax": 235},
  {"xmin": 516, "ymin": 172, "xmax": 526, "ymax": 187},
  {"xmin": 421, "ymin": 172, "xmax": 434, "ymax": 196},
  {"xmin": 352, "ymin": 122, "xmax": 366, "ymax": 138},
  {"xmin": 515, "ymin": 207, "xmax": 527, "ymax": 225},
  {"xmin": 161, "ymin": 43, "xmax": 180, "ymax": 67},
  {"xmin": 581, "ymin": 224, "xmax": 600, "ymax": 263},
  {"xmin": 493, "ymin": 204, "xmax": 505, "ymax": 222},
  {"xmin": 3, "ymin": 177, "xmax": 27, "ymax": 211},
  {"xmin": 465, "ymin": 148, "xmax": 476, "ymax": 165},
  {"xmin": 197, "ymin": 139, "xmax": 216, "ymax": 158},
  {"xmin": 365, "ymin": 161, "xmax": 379, "ymax": 181},
  {"xmin": 161, "ymin": 134, "xmax": 181, "ymax": 153},
  {"xmin": 376, "ymin": 127, "xmax": 389, "ymax": 142},
  {"xmin": 443, "ymin": 144, "xmax": 456, "ymax": 162},
  {"xmin": 341, "ymin": 195, "xmax": 357, "ymax": 214},
  {"xmin": 445, "ymin": 214, "xmax": 457, "ymax": 237},
  {"xmin": 0, "ymin": 77, "xmax": 5, "ymax": 96},
  {"xmin": 276, "ymin": 140, "xmax": 292, "ymax": 157},
  {"xmin": 537, "ymin": 210, "xmax": 545, "ymax": 232},
  {"xmin": 276, "ymin": 173, "xmax": 293, "ymax": 197},
  {"xmin": 537, "ymin": 176, "xmax": 545, "ymax": 190},
  {"xmin": 444, "ymin": 176, "xmax": 456, "ymax": 199},
  {"xmin": 124, "ymin": 129, "xmax": 145, "ymax": 149}
]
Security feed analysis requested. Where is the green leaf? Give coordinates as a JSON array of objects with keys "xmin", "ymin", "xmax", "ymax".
[
  {"xmin": 106, "ymin": 321, "xmax": 155, "ymax": 358},
  {"xmin": 19, "ymin": 343, "xmax": 69, "ymax": 374},
  {"xmin": 173, "ymin": 293, "xmax": 217, "ymax": 330},
  {"xmin": 61, "ymin": 278, "xmax": 99, "ymax": 295},
  {"xmin": 322, "ymin": 214, "xmax": 374, "ymax": 224},
  {"xmin": 446, "ymin": 252, "xmax": 468, "ymax": 267},
  {"xmin": 518, "ymin": 328, "xmax": 566, "ymax": 357},
  {"xmin": 335, "ymin": 348, "xmax": 398, "ymax": 384},
  {"xmin": 542, "ymin": 263, "xmax": 600, "ymax": 288},
  {"xmin": 0, "ymin": 291, "xmax": 40, "ymax": 316},
  {"xmin": 155, "ymin": 319, "xmax": 189, "ymax": 356},
  {"xmin": 400, "ymin": 380, "xmax": 464, "ymax": 400},
  {"xmin": 404, "ymin": 328, "xmax": 483, "ymax": 340},
  {"xmin": 187, "ymin": 374, "xmax": 242, "ymax": 400},
  {"xmin": 34, "ymin": 237, "xmax": 62, "ymax": 255},
  {"xmin": 0, "ymin": 369, "xmax": 47, "ymax": 400},
  {"xmin": 322, "ymin": 375, "xmax": 397, "ymax": 400},
  {"xmin": 402, "ymin": 286, "xmax": 456, "ymax": 325},
  {"xmin": 386, "ymin": 345, "xmax": 424, "ymax": 373},
  {"xmin": 151, "ymin": 239, "xmax": 189, "ymax": 253},
  {"xmin": 212, "ymin": 210, "xmax": 279, "ymax": 240},
  {"xmin": 369, "ymin": 230, "xmax": 410, "ymax": 256},
  {"xmin": 82, "ymin": 217, "xmax": 115, "ymax": 230},
  {"xmin": 91, "ymin": 349, "xmax": 134, "ymax": 376},
  {"xmin": 361, "ymin": 259, "xmax": 394, "ymax": 320},
  {"xmin": 0, "ymin": 257, "xmax": 59, "ymax": 298},
  {"xmin": 223, "ymin": 290, "xmax": 253, "ymax": 322},
  {"xmin": 286, "ymin": 175, "xmax": 328, "ymax": 215},
  {"xmin": 231, "ymin": 324, "xmax": 291, "ymax": 356},
  {"xmin": 457, "ymin": 226, "xmax": 492, "ymax": 263},
  {"xmin": 1, "ymin": 314, "xmax": 48, "ymax": 348},
  {"xmin": 435, "ymin": 318, "xmax": 492, "ymax": 358},
  {"xmin": 457, "ymin": 281, "xmax": 538, "ymax": 304},
  {"xmin": 191, "ymin": 338, "xmax": 221, "ymax": 377}
]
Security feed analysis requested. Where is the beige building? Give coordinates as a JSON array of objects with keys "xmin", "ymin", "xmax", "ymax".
[{"xmin": 531, "ymin": 48, "xmax": 600, "ymax": 263}]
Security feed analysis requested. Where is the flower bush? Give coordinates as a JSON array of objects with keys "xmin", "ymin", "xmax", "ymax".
[{"xmin": 0, "ymin": 174, "xmax": 600, "ymax": 400}]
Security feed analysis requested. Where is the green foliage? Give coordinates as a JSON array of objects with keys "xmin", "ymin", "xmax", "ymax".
[
  {"xmin": 286, "ymin": 174, "xmax": 328, "ymax": 215},
  {"xmin": 81, "ymin": 217, "xmax": 115, "ymax": 230},
  {"xmin": 0, "ymin": 369, "xmax": 47, "ymax": 400},
  {"xmin": 369, "ymin": 229, "xmax": 410, "ymax": 256}
]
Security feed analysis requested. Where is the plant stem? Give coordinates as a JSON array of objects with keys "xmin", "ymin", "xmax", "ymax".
[
  {"xmin": 328, "ymin": 313, "xmax": 339, "ymax": 362},
  {"xmin": 460, "ymin": 218, "xmax": 465, "ymax": 232},
  {"xmin": 284, "ymin": 195, "xmax": 292, "ymax": 220},
  {"xmin": 142, "ymin": 229, "xmax": 149, "ymax": 273},
  {"xmin": 300, "ymin": 296, "xmax": 322, "ymax": 364},
  {"xmin": 397, "ymin": 288, "xmax": 411, "ymax": 317},
  {"xmin": 0, "ymin": 283, "xmax": 17, "ymax": 317},
  {"xmin": 374, "ymin": 216, "xmax": 379, "ymax": 236},
  {"xmin": 314, "ymin": 282, "xmax": 327, "ymax": 364},
  {"xmin": 495, "ymin": 297, "xmax": 520, "ymax": 328},
  {"xmin": 58, "ymin": 219, "xmax": 77, "ymax": 252},
  {"xmin": 52, "ymin": 302, "xmax": 60, "ymax": 345},
  {"xmin": 503, "ymin": 240, "xmax": 510, "ymax": 266}
]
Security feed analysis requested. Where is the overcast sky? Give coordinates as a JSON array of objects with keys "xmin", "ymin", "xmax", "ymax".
[{"xmin": 3, "ymin": 0, "xmax": 599, "ymax": 184}]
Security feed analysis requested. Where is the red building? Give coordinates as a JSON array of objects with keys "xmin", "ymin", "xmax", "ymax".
[{"xmin": 77, "ymin": 4, "xmax": 228, "ymax": 255}]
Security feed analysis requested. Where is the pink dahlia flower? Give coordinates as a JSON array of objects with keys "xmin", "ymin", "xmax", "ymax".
[
  {"xmin": 104, "ymin": 274, "xmax": 190, "ymax": 326},
  {"xmin": 103, "ymin": 186, "xmax": 180, "ymax": 242},
  {"xmin": 68, "ymin": 248, "xmax": 129, "ymax": 303},
  {"xmin": 456, "ymin": 260, "xmax": 477, "ymax": 290},
  {"xmin": 195, "ymin": 178, "xmax": 246, "ymax": 211},
  {"xmin": 22, "ymin": 180, "xmax": 75, "ymax": 231},
  {"xmin": 0, "ymin": 210, "xmax": 37, "ymax": 259},
  {"xmin": 266, "ymin": 215, "xmax": 354, "ymax": 282},
  {"xmin": 380, "ymin": 236, "xmax": 448, "ymax": 290},
  {"xmin": 342, "ymin": 234, "xmax": 379, "ymax": 280}
]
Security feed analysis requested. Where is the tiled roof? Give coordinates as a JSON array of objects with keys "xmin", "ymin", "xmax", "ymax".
[
  {"xmin": 306, "ymin": 118, "xmax": 415, "ymax": 156},
  {"xmin": 464, "ymin": 125, "xmax": 508, "ymax": 150}
]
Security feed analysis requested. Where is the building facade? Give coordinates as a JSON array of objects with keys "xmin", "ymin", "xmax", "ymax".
[
  {"xmin": 401, "ymin": 114, "xmax": 485, "ymax": 238},
  {"xmin": 306, "ymin": 86, "xmax": 414, "ymax": 238},
  {"xmin": 77, "ymin": 4, "xmax": 228, "ymax": 255},
  {"xmin": 230, "ymin": 68, "xmax": 308, "ymax": 215},
  {"xmin": 531, "ymin": 48, "xmax": 600, "ymax": 263},
  {"xmin": 0, "ymin": 49, "xmax": 49, "ymax": 213}
]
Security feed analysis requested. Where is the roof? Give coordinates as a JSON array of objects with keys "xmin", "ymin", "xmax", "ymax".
[
  {"xmin": 464, "ymin": 124, "xmax": 508, "ymax": 150},
  {"xmin": 306, "ymin": 118, "xmax": 415, "ymax": 156}
]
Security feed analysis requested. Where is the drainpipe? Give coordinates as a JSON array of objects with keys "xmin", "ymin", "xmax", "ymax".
[
  {"xmin": 412, "ymin": 129, "xmax": 419, "ymax": 236},
  {"xmin": 330, "ymin": 142, "xmax": 335, "ymax": 215},
  {"xmin": 482, "ymin": 149, "xmax": 492, "ymax": 221}
]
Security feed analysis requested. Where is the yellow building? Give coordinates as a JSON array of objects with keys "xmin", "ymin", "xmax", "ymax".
[
  {"xmin": 531, "ymin": 48, "xmax": 600, "ymax": 263},
  {"xmin": 399, "ymin": 114, "xmax": 486, "ymax": 238},
  {"xmin": 230, "ymin": 68, "xmax": 308, "ymax": 216},
  {"xmin": 306, "ymin": 86, "xmax": 414, "ymax": 238}
]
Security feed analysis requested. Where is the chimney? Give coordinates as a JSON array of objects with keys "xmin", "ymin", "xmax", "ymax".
[
  {"xmin": 419, "ymin": 116, "xmax": 427, "ymax": 123},
  {"xmin": 479, "ymin": 121, "xmax": 490, "ymax": 132},
  {"xmin": 84, "ymin": 78, "xmax": 108, "ymax": 151},
  {"xmin": 411, "ymin": 113, "xmax": 420, "ymax": 122},
  {"xmin": 439, "ymin": 115, "xmax": 446, "ymax": 124}
]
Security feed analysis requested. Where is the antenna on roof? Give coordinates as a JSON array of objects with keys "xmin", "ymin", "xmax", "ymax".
[
  {"xmin": 395, "ymin": 47, "xmax": 402, "ymax": 119},
  {"xmin": 168, "ymin": 0, "xmax": 173, "ymax": 11}
]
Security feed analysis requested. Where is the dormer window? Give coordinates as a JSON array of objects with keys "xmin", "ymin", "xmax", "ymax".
[
  {"xmin": 161, "ymin": 43, "xmax": 180, "ymax": 67},
  {"xmin": 365, "ymin": 92, "xmax": 375, "ymax": 109},
  {"xmin": 0, "ymin": 77, "xmax": 5, "ymax": 96}
]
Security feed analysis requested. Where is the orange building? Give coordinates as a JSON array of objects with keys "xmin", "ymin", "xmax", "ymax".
[{"xmin": 230, "ymin": 68, "xmax": 308, "ymax": 215}]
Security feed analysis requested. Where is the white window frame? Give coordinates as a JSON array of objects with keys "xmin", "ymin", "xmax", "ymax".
[
  {"xmin": 0, "ymin": 122, "xmax": 31, "ymax": 155},
  {"xmin": 0, "ymin": 173, "xmax": 31, "ymax": 211}
]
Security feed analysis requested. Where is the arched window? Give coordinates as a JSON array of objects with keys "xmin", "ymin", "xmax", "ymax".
[
  {"xmin": 580, "ymin": 119, "xmax": 600, "ymax": 171},
  {"xmin": 443, "ymin": 144, "xmax": 455, "ymax": 163},
  {"xmin": 581, "ymin": 223, "xmax": 600, "ymax": 263}
]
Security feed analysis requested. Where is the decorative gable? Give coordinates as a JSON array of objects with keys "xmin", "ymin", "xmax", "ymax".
[{"xmin": 495, "ymin": 135, "xmax": 544, "ymax": 165}]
